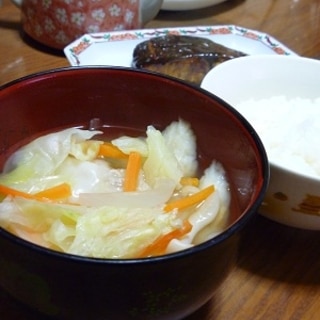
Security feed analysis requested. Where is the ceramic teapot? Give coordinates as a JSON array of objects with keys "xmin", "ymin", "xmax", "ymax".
[{"xmin": 11, "ymin": 0, "xmax": 163, "ymax": 49}]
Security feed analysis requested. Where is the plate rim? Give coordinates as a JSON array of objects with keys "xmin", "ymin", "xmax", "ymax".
[{"xmin": 64, "ymin": 24, "xmax": 297, "ymax": 67}]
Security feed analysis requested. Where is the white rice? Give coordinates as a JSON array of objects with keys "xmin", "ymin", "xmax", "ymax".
[{"xmin": 236, "ymin": 95, "xmax": 320, "ymax": 178}]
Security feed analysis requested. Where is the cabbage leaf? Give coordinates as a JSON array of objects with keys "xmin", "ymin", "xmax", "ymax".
[
  {"xmin": 143, "ymin": 126, "xmax": 183, "ymax": 187},
  {"xmin": 162, "ymin": 119, "xmax": 198, "ymax": 177},
  {"xmin": 0, "ymin": 128, "xmax": 101, "ymax": 193}
]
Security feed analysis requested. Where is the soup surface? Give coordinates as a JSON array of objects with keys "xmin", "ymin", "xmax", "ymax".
[{"xmin": 0, "ymin": 120, "xmax": 230, "ymax": 258}]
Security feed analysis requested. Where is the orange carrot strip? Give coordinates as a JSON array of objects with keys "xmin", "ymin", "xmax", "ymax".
[
  {"xmin": 123, "ymin": 151, "xmax": 142, "ymax": 192},
  {"xmin": 0, "ymin": 184, "xmax": 40, "ymax": 201},
  {"xmin": 34, "ymin": 183, "xmax": 72, "ymax": 200},
  {"xmin": 98, "ymin": 142, "xmax": 128, "ymax": 159},
  {"xmin": 138, "ymin": 220, "xmax": 192, "ymax": 258},
  {"xmin": 0, "ymin": 183, "xmax": 71, "ymax": 202},
  {"xmin": 180, "ymin": 177, "xmax": 199, "ymax": 187},
  {"xmin": 164, "ymin": 185, "xmax": 214, "ymax": 213}
]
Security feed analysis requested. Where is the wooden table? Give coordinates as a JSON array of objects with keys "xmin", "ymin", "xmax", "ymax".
[{"xmin": 1, "ymin": 0, "xmax": 320, "ymax": 319}]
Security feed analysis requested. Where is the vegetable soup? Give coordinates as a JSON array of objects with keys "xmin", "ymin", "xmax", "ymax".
[{"xmin": 0, "ymin": 120, "xmax": 230, "ymax": 259}]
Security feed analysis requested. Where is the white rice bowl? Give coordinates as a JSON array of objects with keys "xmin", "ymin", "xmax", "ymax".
[{"xmin": 201, "ymin": 55, "xmax": 320, "ymax": 230}]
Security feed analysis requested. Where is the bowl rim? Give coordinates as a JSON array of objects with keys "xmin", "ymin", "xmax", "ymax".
[
  {"xmin": 0, "ymin": 66, "xmax": 270, "ymax": 264},
  {"xmin": 270, "ymin": 161, "xmax": 320, "ymax": 182},
  {"xmin": 202, "ymin": 54, "xmax": 320, "ymax": 85}
]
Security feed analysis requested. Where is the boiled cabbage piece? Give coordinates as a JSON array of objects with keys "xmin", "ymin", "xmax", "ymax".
[
  {"xmin": 143, "ymin": 120, "xmax": 197, "ymax": 188},
  {"xmin": 166, "ymin": 161, "xmax": 230, "ymax": 253},
  {"xmin": 0, "ymin": 128, "xmax": 102, "ymax": 193}
]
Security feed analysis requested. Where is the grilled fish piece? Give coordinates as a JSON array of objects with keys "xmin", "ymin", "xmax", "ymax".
[{"xmin": 132, "ymin": 34, "xmax": 247, "ymax": 85}]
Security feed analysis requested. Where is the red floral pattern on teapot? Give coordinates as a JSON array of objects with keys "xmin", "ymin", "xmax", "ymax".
[{"xmin": 20, "ymin": 0, "xmax": 141, "ymax": 49}]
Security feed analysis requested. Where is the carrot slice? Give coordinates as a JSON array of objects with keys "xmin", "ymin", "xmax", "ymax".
[
  {"xmin": 180, "ymin": 177, "xmax": 199, "ymax": 187},
  {"xmin": 123, "ymin": 151, "xmax": 142, "ymax": 192},
  {"xmin": 138, "ymin": 220, "xmax": 192, "ymax": 258},
  {"xmin": 0, "ymin": 183, "xmax": 71, "ymax": 202},
  {"xmin": 164, "ymin": 185, "xmax": 214, "ymax": 213},
  {"xmin": 0, "ymin": 184, "xmax": 40, "ymax": 201},
  {"xmin": 34, "ymin": 183, "xmax": 72, "ymax": 200},
  {"xmin": 98, "ymin": 142, "xmax": 128, "ymax": 159}
]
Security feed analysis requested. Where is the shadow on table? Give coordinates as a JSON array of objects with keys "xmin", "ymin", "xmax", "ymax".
[
  {"xmin": 0, "ymin": 18, "xmax": 19, "ymax": 30},
  {"xmin": 237, "ymin": 214, "xmax": 320, "ymax": 285},
  {"xmin": 19, "ymin": 30, "xmax": 65, "ymax": 57}
]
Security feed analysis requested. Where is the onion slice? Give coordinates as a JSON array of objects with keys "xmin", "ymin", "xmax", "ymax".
[{"xmin": 78, "ymin": 178, "xmax": 176, "ymax": 208}]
